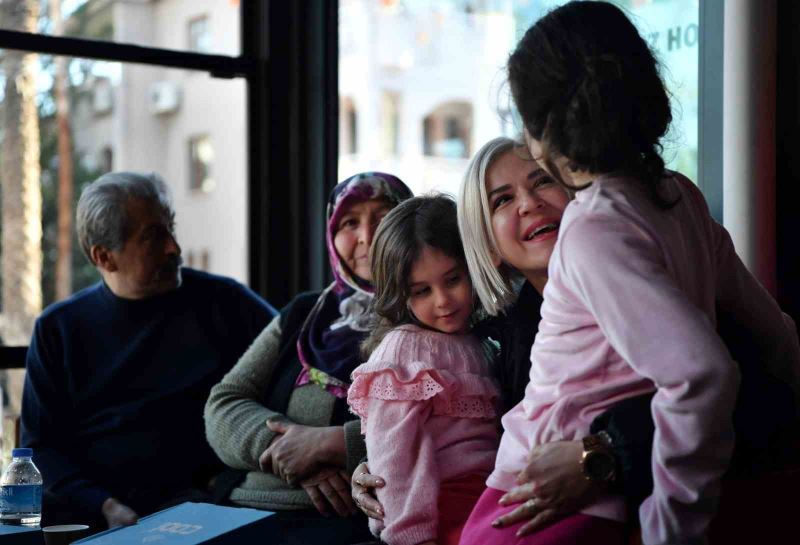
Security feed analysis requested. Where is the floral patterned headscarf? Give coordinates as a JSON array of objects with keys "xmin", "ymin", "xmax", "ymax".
[{"xmin": 295, "ymin": 172, "xmax": 413, "ymax": 397}]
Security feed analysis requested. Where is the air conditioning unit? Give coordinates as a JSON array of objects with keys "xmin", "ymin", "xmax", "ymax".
[
  {"xmin": 92, "ymin": 78, "xmax": 113, "ymax": 115},
  {"xmin": 149, "ymin": 81, "xmax": 182, "ymax": 115}
]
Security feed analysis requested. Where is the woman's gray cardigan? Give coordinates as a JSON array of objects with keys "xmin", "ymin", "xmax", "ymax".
[{"xmin": 204, "ymin": 313, "xmax": 366, "ymax": 511}]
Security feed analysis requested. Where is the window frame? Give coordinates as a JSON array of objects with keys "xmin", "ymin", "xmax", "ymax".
[{"xmin": 698, "ymin": 0, "xmax": 724, "ymax": 222}]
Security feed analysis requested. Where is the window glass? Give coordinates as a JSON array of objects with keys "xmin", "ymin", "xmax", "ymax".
[
  {"xmin": 0, "ymin": 53, "xmax": 246, "ymax": 413},
  {"xmin": 0, "ymin": 0, "xmax": 240, "ymax": 56},
  {"xmin": 339, "ymin": 0, "xmax": 699, "ymax": 196}
]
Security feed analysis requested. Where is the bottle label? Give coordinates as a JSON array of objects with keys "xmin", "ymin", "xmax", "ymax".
[{"xmin": 0, "ymin": 485, "xmax": 42, "ymax": 513}]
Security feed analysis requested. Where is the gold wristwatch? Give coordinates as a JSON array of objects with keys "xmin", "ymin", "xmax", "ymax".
[{"xmin": 580, "ymin": 431, "xmax": 616, "ymax": 484}]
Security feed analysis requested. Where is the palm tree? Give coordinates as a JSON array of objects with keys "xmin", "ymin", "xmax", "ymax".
[
  {"xmin": 50, "ymin": 0, "xmax": 75, "ymax": 301},
  {"xmin": 1, "ymin": 0, "xmax": 42, "ymax": 411}
]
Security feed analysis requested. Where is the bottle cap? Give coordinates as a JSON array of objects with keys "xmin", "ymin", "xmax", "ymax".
[{"xmin": 12, "ymin": 448, "xmax": 33, "ymax": 458}]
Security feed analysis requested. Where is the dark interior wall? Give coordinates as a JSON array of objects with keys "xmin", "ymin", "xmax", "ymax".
[{"xmin": 776, "ymin": 2, "xmax": 800, "ymax": 323}]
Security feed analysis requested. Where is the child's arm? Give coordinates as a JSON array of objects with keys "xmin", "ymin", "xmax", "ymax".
[
  {"xmin": 560, "ymin": 213, "xmax": 739, "ymax": 545},
  {"xmin": 364, "ymin": 397, "xmax": 440, "ymax": 545}
]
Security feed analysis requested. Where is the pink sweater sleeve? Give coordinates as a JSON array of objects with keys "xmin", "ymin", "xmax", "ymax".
[
  {"xmin": 365, "ymin": 397, "xmax": 439, "ymax": 545},
  {"xmin": 560, "ymin": 213, "xmax": 739, "ymax": 545}
]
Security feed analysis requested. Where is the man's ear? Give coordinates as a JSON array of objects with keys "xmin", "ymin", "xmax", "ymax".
[{"xmin": 91, "ymin": 245, "xmax": 118, "ymax": 273}]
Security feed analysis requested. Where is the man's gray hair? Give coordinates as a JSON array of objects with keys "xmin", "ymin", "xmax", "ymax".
[{"xmin": 77, "ymin": 171, "xmax": 173, "ymax": 264}]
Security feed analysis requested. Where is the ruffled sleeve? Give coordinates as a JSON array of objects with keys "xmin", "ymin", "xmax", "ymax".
[{"xmin": 348, "ymin": 326, "xmax": 499, "ymax": 430}]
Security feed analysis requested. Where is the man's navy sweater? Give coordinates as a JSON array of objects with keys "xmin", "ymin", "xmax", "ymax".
[{"xmin": 21, "ymin": 268, "xmax": 276, "ymax": 518}]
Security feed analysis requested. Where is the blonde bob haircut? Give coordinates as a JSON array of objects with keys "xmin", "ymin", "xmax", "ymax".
[{"xmin": 457, "ymin": 136, "xmax": 521, "ymax": 316}]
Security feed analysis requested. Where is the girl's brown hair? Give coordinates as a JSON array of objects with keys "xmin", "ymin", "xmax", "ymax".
[{"xmin": 361, "ymin": 194, "xmax": 470, "ymax": 357}]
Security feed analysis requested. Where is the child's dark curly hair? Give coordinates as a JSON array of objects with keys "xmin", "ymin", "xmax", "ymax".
[{"xmin": 508, "ymin": 1, "xmax": 676, "ymax": 208}]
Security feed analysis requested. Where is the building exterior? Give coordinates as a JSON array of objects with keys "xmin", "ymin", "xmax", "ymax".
[
  {"xmin": 338, "ymin": 0, "xmax": 698, "ymax": 197},
  {"xmin": 338, "ymin": 0, "xmax": 520, "ymax": 198},
  {"xmin": 72, "ymin": 0, "xmax": 248, "ymax": 282}
]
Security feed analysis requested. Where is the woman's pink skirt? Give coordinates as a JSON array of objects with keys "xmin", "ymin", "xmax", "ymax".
[{"xmin": 458, "ymin": 487, "xmax": 626, "ymax": 545}]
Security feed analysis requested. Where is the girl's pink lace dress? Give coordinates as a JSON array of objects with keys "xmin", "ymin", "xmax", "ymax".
[{"xmin": 348, "ymin": 324, "xmax": 500, "ymax": 545}]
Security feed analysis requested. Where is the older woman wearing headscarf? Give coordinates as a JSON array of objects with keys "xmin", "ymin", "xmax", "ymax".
[{"xmin": 205, "ymin": 172, "xmax": 413, "ymax": 543}]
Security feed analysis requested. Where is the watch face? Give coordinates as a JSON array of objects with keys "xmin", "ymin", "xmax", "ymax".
[{"xmin": 585, "ymin": 451, "xmax": 616, "ymax": 482}]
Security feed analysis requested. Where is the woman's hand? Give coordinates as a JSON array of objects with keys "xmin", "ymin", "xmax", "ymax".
[
  {"xmin": 300, "ymin": 468, "xmax": 358, "ymax": 518},
  {"xmin": 258, "ymin": 419, "xmax": 346, "ymax": 485},
  {"xmin": 350, "ymin": 461, "xmax": 385, "ymax": 520},
  {"xmin": 101, "ymin": 497, "xmax": 139, "ymax": 528},
  {"xmin": 492, "ymin": 440, "xmax": 600, "ymax": 536}
]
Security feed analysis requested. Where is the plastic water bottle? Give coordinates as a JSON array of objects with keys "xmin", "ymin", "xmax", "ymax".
[{"xmin": 0, "ymin": 448, "xmax": 42, "ymax": 526}]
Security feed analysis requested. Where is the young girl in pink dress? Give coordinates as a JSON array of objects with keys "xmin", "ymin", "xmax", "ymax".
[
  {"xmin": 347, "ymin": 195, "xmax": 500, "ymax": 545},
  {"xmin": 460, "ymin": 2, "xmax": 800, "ymax": 545}
]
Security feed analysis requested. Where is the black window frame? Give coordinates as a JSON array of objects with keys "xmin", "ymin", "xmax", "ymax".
[
  {"xmin": 698, "ymin": 0, "xmax": 724, "ymax": 223},
  {"xmin": 0, "ymin": 0, "xmax": 338, "ymax": 369}
]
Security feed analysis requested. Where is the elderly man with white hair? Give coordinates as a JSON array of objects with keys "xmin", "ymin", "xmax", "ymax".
[{"xmin": 20, "ymin": 171, "xmax": 276, "ymax": 531}]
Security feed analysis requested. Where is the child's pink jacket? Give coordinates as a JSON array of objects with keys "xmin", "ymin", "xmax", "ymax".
[
  {"xmin": 488, "ymin": 172, "xmax": 800, "ymax": 545},
  {"xmin": 348, "ymin": 324, "xmax": 499, "ymax": 545}
]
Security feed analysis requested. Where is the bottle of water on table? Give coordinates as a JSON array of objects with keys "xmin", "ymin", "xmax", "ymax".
[{"xmin": 0, "ymin": 448, "xmax": 42, "ymax": 526}]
